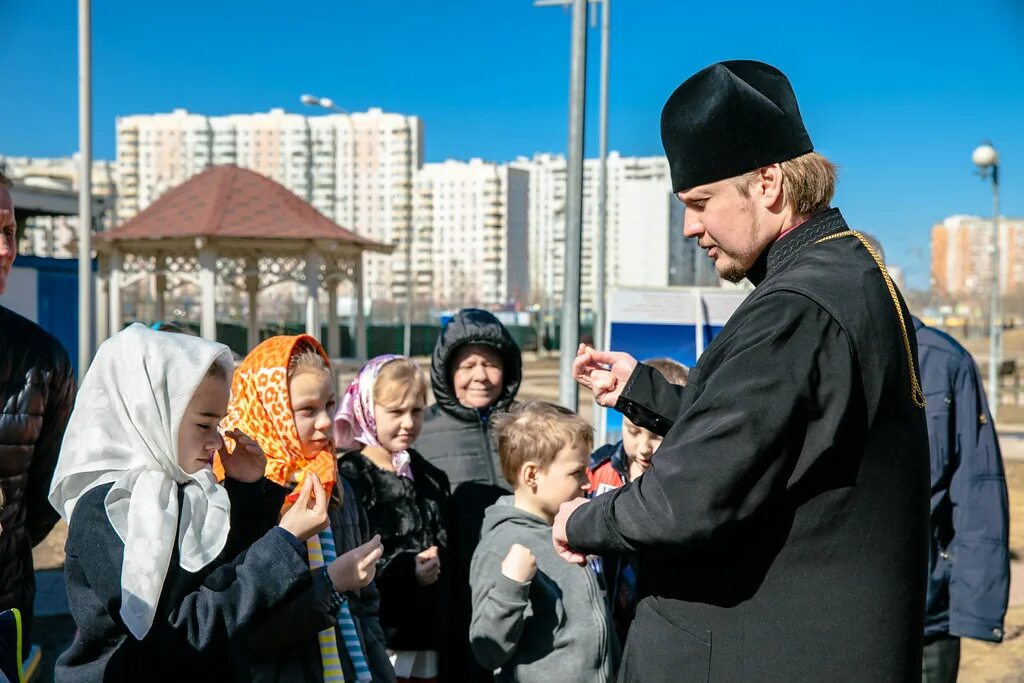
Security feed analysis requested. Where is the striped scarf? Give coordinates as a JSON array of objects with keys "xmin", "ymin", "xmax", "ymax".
[{"xmin": 307, "ymin": 527, "xmax": 373, "ymax": 682}]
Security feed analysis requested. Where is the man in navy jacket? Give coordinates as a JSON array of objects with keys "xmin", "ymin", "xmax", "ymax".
[{"xmin": 915, "ymin": 316, "xmax": 1010, "ymax": 682}]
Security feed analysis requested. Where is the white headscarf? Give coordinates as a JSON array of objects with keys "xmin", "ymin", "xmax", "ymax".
[{"xmin": 49, "ymin": 323, "xmax": 235, "ymax": 640}]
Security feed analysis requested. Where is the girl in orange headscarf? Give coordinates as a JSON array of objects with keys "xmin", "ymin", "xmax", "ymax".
[{"xmin": 217, "ymin": 335, "xmax": 394, "ymax": 682}]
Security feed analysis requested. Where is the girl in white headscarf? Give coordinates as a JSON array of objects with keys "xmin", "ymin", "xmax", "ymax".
[{"xmin": 49, "ymin": 324, "xmax": 333, "ymax": 680}]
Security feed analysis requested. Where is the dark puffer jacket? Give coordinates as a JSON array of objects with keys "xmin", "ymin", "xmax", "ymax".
[
  {"xmin": 417, "ymin": 309, "xmax": 522, "ymax": 490},
  {"xmin": 0, "ymin": 306, "xmax": 76, "ymax": 660},
  {"xmin": 415, "ymin": 309, "xmax": 522, "ymax": 682}
]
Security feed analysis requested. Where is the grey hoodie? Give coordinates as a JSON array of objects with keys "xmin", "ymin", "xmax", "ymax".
[{"xmin": 469, "ymin": 496, "xmax": 616, "ymax": 683}]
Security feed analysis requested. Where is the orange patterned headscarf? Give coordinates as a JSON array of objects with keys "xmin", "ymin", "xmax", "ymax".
[{"xmin": 215, "ymin": 335, "xmax": 336, "ymax": 501}]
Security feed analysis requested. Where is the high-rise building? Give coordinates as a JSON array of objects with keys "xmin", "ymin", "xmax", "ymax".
[
  {"xmin": 412, "ymin": 159, "xmax": 529, "ymax": 309},
  {"xmin": 519, "ymin": 152, "xmax": 701, "ymax": 312},
  {"xmin": 115, "ymin": 108, "xmax": 422, "ymax": 305},
  {"xmin": 931, "ymin": 214, "xmax": 1024, "ymax": 296}
]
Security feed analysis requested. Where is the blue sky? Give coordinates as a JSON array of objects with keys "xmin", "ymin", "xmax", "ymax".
[{"xmin": 2, "ymin": 0, "xmax": 1023, "ymax": 288}]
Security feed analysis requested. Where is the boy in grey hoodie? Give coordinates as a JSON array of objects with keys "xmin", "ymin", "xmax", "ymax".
[{"xmin": 469, "ymin": 401, "xmax": 616, "ymax": 683}]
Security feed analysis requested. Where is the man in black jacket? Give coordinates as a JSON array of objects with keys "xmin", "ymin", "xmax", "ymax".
[
  {"xmin": 554, "ymin": 61, "xmax": 930, "ymax": 681},
  {"xmin": 0, "ymin": 172, "xmax": 77, "ymax": 664}
]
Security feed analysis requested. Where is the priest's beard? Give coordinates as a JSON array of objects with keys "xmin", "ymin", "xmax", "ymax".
[
  {"xmin": 719, "ymin": 262, "xmax": 748, "ymax": 283},
  {"xmin": 716, "ymin": 211, "xmax": 766, "ymax": 282}
]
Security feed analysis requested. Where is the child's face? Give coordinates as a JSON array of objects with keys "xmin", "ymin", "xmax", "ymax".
[
  {"xmin": 289, "ymin": 370, "xmax": 337, "ymax": 458},
  {"xmin": 531, "ymin": 443, "xmax": 591, "ymax": 522},
  {"xmin": 374, "ymin": 390, "xmax": 425, "ymax": 453},
  {"xmin": 622, "ymin": 417, "xmax": 663, "ymax": 473},
  {"xmin": 177, "ymin": 374, "xmax": 230, "ymax": 474}
]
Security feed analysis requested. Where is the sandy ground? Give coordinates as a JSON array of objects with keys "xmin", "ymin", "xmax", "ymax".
[{"xmin": 32, "ymin": 352, "xmax": 1024, "ymax": 680}]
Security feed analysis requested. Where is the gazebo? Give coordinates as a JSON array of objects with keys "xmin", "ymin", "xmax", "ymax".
[{"xmin": 94, "ymin": 165, "xmax": 392, "ymax": 358}]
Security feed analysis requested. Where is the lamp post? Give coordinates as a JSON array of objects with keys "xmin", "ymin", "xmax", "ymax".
[
  {"xmin": 302, "ymin": 94, "xmax": 414, "ymax": 356},
  {"xmin": 78, "ymin": 0, "xmax": 93, "ymax": 376},
  {"xmin": 594, "ymin": 0, "xmax": 609, "ymax": 351},
  {"xmin": 535, "ymin": 0, "xmax": 589, "ymax": 410},
  {"xmin": 973, "ymin": 142, "xmax": 1001, "ymax": 420}
]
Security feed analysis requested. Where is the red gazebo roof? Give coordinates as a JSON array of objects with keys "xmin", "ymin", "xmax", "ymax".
[{"xmin": 101, "ymin": 165, "xmax": 390, "ymax": 252}]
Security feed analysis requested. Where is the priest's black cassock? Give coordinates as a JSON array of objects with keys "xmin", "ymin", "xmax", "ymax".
[{"xmin": 565, "ymin": 63, "xmax": 930, "ymax": 682}]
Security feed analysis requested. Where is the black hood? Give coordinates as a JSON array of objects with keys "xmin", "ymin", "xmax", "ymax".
[{"xmin": 430, "ymin": 309, "xmax": 522, "ymax": 422}]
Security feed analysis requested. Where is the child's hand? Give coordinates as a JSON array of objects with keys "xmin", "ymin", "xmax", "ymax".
[
  {"xmin": 219, "ymin": 428, "xmax": 267, "ymax": 483},
  {"xmin": 501, "ymin": 543, "xmax": 537, "ymax": 583},
  {"xmin": 328, "ymin": 534, "xmax": 384, "ymax": 592},
  {"xmin": 278, "ymin": 472, "xmax": 329, "ymax": 541},
  {"xmin": 414, "ymin": 545, "xmax": 441, "ymax": 586}
]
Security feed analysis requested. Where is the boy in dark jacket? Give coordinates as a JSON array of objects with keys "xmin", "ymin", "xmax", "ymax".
[{"xmin": 587, "ymin": 358, "xmax": 687, "ymax": 644}]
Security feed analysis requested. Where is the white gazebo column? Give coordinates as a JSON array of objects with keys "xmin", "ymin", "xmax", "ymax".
[
  {"xmin": 245, "ymin": 260, "xmax": 260, "ymax": 352},
  {"xmin": 154, "ymin": 254, "xmax": 167, "ymax": 322},
  {"xmin": 353, "ymin": 255, "xmax": 367, "ymax": 360},
  {"xmin": 327, "ymin": 277, "xmax": 340, "ymax": 358},
  {"xmin": 304, "ymin": 248, "xmax": 322, "ymax": 340},
  {"xmin": 95, "ymin": 254, "xmax": 109, "ymax": 345},
  {"xmin": 198, "ymin": 242, "xmax": 218, "ymax": 341},
  {"xmin": 108, "ymin": 249, "xmax": 123, "ymax": 336}
]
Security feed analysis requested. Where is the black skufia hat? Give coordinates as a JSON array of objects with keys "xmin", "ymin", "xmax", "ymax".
[{"xmin": 661, "ymin": 60, "xmax": 813, "ymax": 192}]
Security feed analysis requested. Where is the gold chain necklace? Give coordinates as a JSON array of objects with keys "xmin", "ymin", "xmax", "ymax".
[{"xmin": 816, "ymin": 230, "xmax": 926, "ymax": 409}]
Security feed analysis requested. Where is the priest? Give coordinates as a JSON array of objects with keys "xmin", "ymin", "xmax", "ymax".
[{"xmin": 554, "ymin": 61, "xmax": 930, "ymax": 681}]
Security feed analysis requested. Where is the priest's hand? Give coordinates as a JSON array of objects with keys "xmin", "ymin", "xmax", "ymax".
[
  {"xmin": 219, "ymin": 428, "xmax": 267, "ymax": 483},
  {"xmin": 552, "ymin": 497, "xmax": 589, "ymax": 565},
  {"xmin": 573, "ymin": 345, "xmax": 638, "ymax": 408}
]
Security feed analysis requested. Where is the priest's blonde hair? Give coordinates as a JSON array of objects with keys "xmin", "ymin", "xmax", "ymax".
[{"xmin": 734, "ymin": 151, "xmax": 838, "ymax": 216}]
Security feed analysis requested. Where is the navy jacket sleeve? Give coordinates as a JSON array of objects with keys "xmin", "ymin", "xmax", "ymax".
[
  {"xmin": 567, "ymin": 292, "xmax": 853, "ymax": 556},
  {"xmin": 65, "ymin": 487, "xmax": 314, "ymax": 656},
  {"xmin": 948, "ymin": 354, "xmax": 1010, "ymax": 642}
]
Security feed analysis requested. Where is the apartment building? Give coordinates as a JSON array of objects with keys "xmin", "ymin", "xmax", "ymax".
[
  {"xmin": 931, "ymin": 214, "xmax": 1024, "ymax": 296},
  {"xmin": 413, "ymin": 158, "xmax": 529, "ymax": 308},
  {"xmin": 115, "ymin": 108, "xmax": 422, "ymax": 304}
]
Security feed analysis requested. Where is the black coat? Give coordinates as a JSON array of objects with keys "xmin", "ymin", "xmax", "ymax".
[
  {"xmin": 567, "ymin": 210, "xmax": 931, "ymax": 682},
  {"xmin": 56, "ymin": 478, "xmax": 320, "ymax": 682},
  {"xmin": 0, "ymin": 306, "xmax": 76, "ymax": 661},
  {"xmin": 339, "ymin": 449, "xmax": 451, "ymax": 652}
]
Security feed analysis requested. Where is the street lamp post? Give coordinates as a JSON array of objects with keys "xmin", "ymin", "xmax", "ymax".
[
  {"xmin": 299, "ymin": 96, "xmax": 411, "ymax": 358},
  {"xmin": 594, "ymin": 0, "xmax": 610, "ymax": 351},
  {"xmin": 78, "ymin": 0, "xmax": 93, "ymax": 377},
  {"xmin": 536, "ymin": 0, "xmax": 590, "ymax": 410},
  {"xmin": 973, "ymin": 142, "xmax": 1001, "ymax": 420}
]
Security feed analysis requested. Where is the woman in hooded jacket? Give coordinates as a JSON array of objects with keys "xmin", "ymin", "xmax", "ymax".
[{"xmin": 415, "ymin": 309, "xmax": 522, "ymax": 682}]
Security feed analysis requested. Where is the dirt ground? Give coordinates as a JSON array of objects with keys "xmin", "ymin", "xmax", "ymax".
[
  {"xmin": 958, "ymin": 455, "xmax": 1024, "ymax": 682},
  {"xmin": 32, "ymin": 352, "xmax": 1024, "ymax": 680}
]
